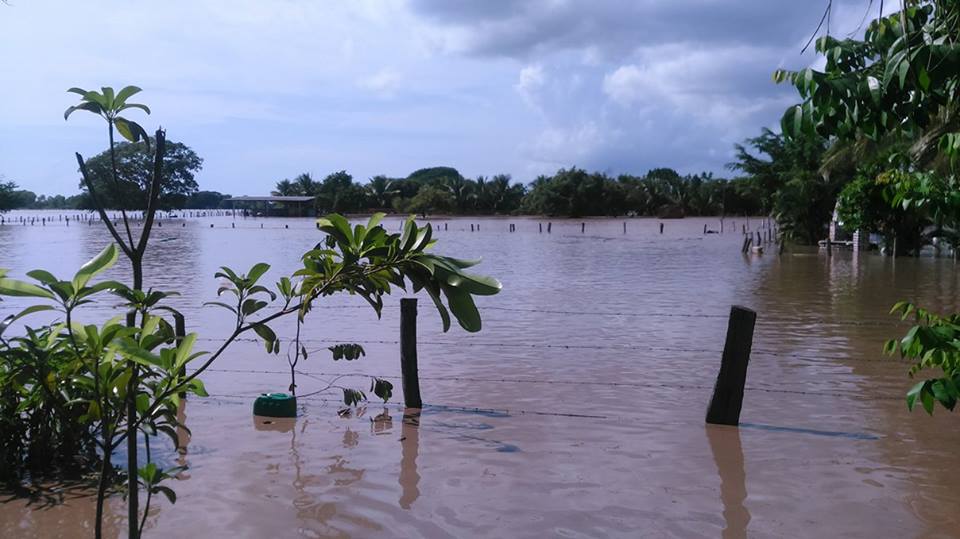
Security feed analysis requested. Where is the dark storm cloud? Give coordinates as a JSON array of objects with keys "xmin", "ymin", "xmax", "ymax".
[
  {"xmin": 408, "ymin": 0, "xmax": 843, "ymax": 59},
  {"xmin": 407, "ymin": 0, "xmax": 876, "ymax": 177}
]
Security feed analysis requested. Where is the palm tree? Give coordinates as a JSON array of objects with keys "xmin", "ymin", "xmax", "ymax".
[
  {"xmin": 272, "ymin": 179, "xmax": 297, "ymax": 196},
  {"xmin": 484, "ymin": 174, "xmax": 512, "ymax": 213},
  {"xmin": 366, "ymin": 175, "xmax": 399, "ymax": 209},
  {"xmin": 293, "ymin": 173, "xmax": 319, "ymax": 196},
  {"xmin": 443, "ymin": 175, "xmax": 475, "ymax": 212}
]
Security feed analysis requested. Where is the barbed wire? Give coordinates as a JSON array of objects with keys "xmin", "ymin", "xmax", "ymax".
[
  {"xmin": 197, "ymin": 367, "xmax": 906, "ymax": 401},
  {"xmin": 193, "ymin": 336, "xmax": 909, "ymax": 364},
  {"xmin": 199, "ymin": 392, "xmax": 610, "ymax": 419}
]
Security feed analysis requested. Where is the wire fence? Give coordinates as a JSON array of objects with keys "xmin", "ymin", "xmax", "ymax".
[
  {"xmin": 193, "ymin": 335, "xmax": 904, "ymax": 365},
  {"xmin": 181, "ymin": 297, "xmax": 917, "ymax": 411},
  {"xmin": 1, "ymin": 288, "xmax": 915, "ymax": 407},
  {"xmin": 196, "ymin": 367, "xmax": 906, "ymax": 403}
]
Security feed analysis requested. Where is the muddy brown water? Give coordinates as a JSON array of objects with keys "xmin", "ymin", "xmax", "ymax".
[{"xmin": 1, "ymin": 212, "xmax": 959, "ymax": 538}]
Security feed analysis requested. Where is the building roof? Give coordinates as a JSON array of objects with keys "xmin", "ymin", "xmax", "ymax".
[{"xmin": 226, "ymin": 196, "xmax": 316, "ymax": 203}]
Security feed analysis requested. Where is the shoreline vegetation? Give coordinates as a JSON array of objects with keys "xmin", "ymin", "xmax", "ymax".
[{"xmin": 1, "ymin": 164, "xmax": 766, "ymax": 219}]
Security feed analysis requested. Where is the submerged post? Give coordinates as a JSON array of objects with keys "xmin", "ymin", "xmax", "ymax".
[
  {"xmin": 174, "ymin": 312, "xmax": 187, "ymax": 398},
  {"xmin": 706, "ymin": 305, "xmax": 757, "ymax": 426},
  {"xmin": 400, "ymin": 298, "xmax": 422, "ymax": 408}
]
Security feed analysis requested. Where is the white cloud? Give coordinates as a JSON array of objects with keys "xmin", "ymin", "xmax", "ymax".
[
  {"xmin": 515, "ymin": 64, "xmax": 546, "ymax": 108},
  {"xmin": 358, "ymin": 68, "xmax": 403, "ymax": 97},
  {"xmin": 602, "ymin": 64, "xmax": 646, "ymax": 106},
  {"xmin": 525, "ymin": 121, "xmax": 607, "ymax": 167}
]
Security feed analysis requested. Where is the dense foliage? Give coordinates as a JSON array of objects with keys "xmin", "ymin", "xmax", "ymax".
[
  {"xmin": 268, "ymin": 166, "xmax": 761, "ymax": 218},
  {"xmin": 79, "ymin": 138, "xmax": 203, "ymax": 210},
  {"xmin": 774, "ymin": 1, "xmax": 960, "ymax": 254},
  {"xmin": 727, "ymin": 128, "xmax": 851, "ymax": 244},
  {"xmin": 773, "ymin": 1, "xmax": 960, "ymax": 411},
  {"xmin": 7, "ymin": 163, "xmax": 771, "ymax": 218},
  {"xmin": 4, "ymin": 84, "xmax": 502, "ymax": 539},
  {"xmin": 0, "ymin": 179, "xmax": 17, "ymax": 212},
  {"xmin": 886, "ymin": 302, "xmax": 960, "ymax": 414}
]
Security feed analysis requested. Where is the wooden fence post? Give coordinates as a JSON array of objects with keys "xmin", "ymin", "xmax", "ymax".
[
  {"xmin": 400, "ymin": 298, "xmax": 422, "ymax": 408},
  {"xmin": 174, "ymin": 312, "xmax": 187, "ymax": 398},
  {"xmin": 706, "ymin": 305, "xmax": 756, "ymax": 426}
]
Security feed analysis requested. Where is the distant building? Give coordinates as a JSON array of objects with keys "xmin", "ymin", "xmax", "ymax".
[
  {"xmin": 225, "ymin": 196, "xmax": 316, "ymax": 217},
  {"xmin": 827, "ymin": 204, "xmax": 869, "ymax": 251}
]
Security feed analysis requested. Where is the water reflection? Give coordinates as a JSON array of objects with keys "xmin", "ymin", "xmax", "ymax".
[
  {"xmin": 706, "ymin": 425, "xmax": 750, "ymax": 539},
  {"xmin": 175, "ymin": 400, "xmax": 192, "ymax": 482},
  {"xmin": 399, "ymin": 409, "xmax": 421, "ymax": 509}
]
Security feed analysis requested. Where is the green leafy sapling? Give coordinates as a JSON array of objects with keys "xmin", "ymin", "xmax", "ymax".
[{"xmin": 885, "ymin": 301, "xmax": 960, "ymax": 414}]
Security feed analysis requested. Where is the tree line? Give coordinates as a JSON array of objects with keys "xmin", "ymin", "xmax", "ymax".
[
  {"xmin": 1, "ymin": 140, "xmax": 775, "ymax": 219},
  {"xmin": 268, "ymin": 166, "xmax": 765, "ymax": 218}
]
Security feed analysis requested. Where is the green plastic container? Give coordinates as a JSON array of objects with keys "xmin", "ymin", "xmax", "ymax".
[{"xmin": 253, "ymin": 393, "xmax": 297, "ymax": 418}]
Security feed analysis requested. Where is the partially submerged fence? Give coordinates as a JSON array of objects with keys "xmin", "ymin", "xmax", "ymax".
[{"xmin": 190, "ymin": 300, "xmax": 905, "ymax": 426}]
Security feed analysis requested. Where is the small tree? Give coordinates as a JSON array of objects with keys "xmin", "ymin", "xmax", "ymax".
[
  {"xmin": 0, "ymin": 178, "xmax": 17, "ymax": 212},
  {"xmin": 0, "ymin": 84, "xmax": 503, "ymax": 539},
  {"xmin": 80, "ymin": 138, "xmax": 202, "ymax": 210}
]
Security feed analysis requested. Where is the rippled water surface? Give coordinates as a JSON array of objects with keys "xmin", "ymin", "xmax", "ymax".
[{"xmin": 2, "ymin": 211, "xmax": 959, "ymax": 538}]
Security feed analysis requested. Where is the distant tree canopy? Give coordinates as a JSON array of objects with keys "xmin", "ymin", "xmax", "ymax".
[
  {"xmin": 14, "ymin": 147, "xmax": 777, "ymax": 219},
  {"xmin": 186, "ymin": 190, "xmax": 231, "ymax": 209},
  {"xmin": 727, "ymin": 128, "xmax": 845, "ymax": 244},
  {"xmin": 265, "ymin": 165, "xmax": 760, "ymax": 218},
  {"xmin": 79, "ymin": 137, "xmax": 202, "ymax": 210},
  {"xmin": 763, "ymin": 1, "xmax": 960, "ymax": 253},
  {"xmin": 0, "ymin": 179, "xmax": 16, "ymax": 212}
]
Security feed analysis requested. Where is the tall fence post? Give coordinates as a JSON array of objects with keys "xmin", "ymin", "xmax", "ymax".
[
  {"xmin": 706, "ymin": 305, "xmax": 757, "ymax": 426},
  {"xmin": 400, "ymin": 298, "xmax": 422, "ymax": 408},
  {"xmin": 174, "ymin": 312, "xmax": 187, "ymax": 399}
]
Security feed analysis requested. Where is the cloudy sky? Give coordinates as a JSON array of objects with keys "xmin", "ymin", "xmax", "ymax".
[{"xmin": 1, "ymin": 1, "xmax": 880, "ymax": 195}]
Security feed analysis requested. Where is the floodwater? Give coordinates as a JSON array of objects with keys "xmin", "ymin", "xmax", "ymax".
[{"xmin": 1, "ymin": 211, "xmax": 959, "ymax": 538}]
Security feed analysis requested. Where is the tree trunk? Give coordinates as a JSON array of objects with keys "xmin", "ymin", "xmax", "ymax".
[
  {"xmin": 95, "ymin": 433, "xmax": 113, "ymax": 539},
  {"xmin": 127, "ymin": 257, "xmax": 144, "ymax": 539}
]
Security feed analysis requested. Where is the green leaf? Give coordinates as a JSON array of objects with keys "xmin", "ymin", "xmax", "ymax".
[
  {"xmin": 153, "ymin": 485, "xmax": 177, "ymax": 504},
  {"xmin": 0, "ymin": 278, "xmax": 55, "ymax": 299},
  {"xmin": 246, "ymin": 263, "xmax": 271, "ymax": 285},
  {"xmin": 115, "ymin": 338, "xmax": 163, "ymax": 368},
  {"xmin": 114, "ymin": 117, "xmax": 150, "ymax": 149},
  {"xmin": 101, "ymin": 86, "xmax": 115, "ymax": 108},
  {"xmin": 72, "ymin": 243, "xmax": 118, "ymax": 291},
  {"xmin": 920, "ymin": 384, "xmax": 936, "ymax": 415},
  {"xmin": 63, "ymin": 101, "xmax": 103, "ymax": 120},
  {"xmin": 114, "ymin": 85, "xmax": 142, "ymax": 107},
  {"xmin": 119, "ymin": 103, "xmax": 151, "ymax": 115},
  {"xmin": 918, "ymin": 66, "xmax": 931, "ymax": 91},
  {"xmin": 0, "ymin": 305, "xmax": 56, "ymax": 337},
  {"xmin": 252, "ymin": 324, "xmax": 277, "ymax": 353},
  {"xmin": 906, "ymin": 380, "xmax": 924, "ymax": 411},
  {"xmin": 241, "ymin": 299, "xmax": 267, "ymax": 316},
  {"xmin": 26, "ymin": 269, "xmax": 60, "ymax": 285},
  {"xmin": 202, "ymin": 301, "xmax": 238, "ymax": 315},
  {"xmin": 444, "ymin": 286, "xmax": 482, "ymax": 332},
  {"xmin": 174, "ymin": 333, "xmax": 199, "ymax": 371},
  {"xmin": 188, "ymin": 378, "xmax": 208, "ymax": 397},
  {"xmin": 216, "ymin": 266, "xmax": 240, "ymax": 282},
  {"xmin": 366, "ymin": 212, "xmax": 385, "ymax": 230},
  {"xmin": 866, "ymin": 76, "xmax": 881, "ymax": 103},
  {"xmin": 371, "ymin": 378, "xmax": 393, "ymax": 402}
]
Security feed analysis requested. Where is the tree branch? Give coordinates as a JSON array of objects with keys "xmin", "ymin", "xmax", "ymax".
[
  {"xmin": 76, "ymin": 152, "xmax": 133, "ymax": 258},
  {"xmin": 136, "ymin": 129, "xmax": 166, "ymax": 256}
]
